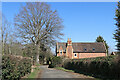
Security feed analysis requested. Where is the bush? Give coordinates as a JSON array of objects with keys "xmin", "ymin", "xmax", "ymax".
[
  {"xmin": 48, "ymin": 56, "xmax": 62, "ymax": 68},
  {"xmin": 2, "ymin": 55, "xmax": 32, "ymax": 79},
  {"xmin": 63, "ymin": 55, "xmax": 120, "ymax": 79}
]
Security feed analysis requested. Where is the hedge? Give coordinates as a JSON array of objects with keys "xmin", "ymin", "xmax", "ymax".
[
  {"xmin": 48, "ymin": 56, "xmax": 62, "ymax": 68},
  {"xmin": 63, "ymin": 55, "xmax": 120, "ymax": 79},
  {"xmin": 2, "ymin": 55, "xmax": 32, "ymax": 79}
]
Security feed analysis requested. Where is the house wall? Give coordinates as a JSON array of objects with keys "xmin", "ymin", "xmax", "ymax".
[
  {"xmin": 57, "ymin": 46, "xmax": 66, "ymax": 57},
  {"xmin": 57, "ymin": 46, "xmax": 63, "ymax": 56},
  {"xmin": 66, "ymin": 46, "xmax": 73, "ymax": 59},
  {"xmin": 79, "ymin": 53, "xmax": 106, "ymax": 58},
  {"xmin": 66, "ymin": 38, "xmax": 73, "ymax": 59},
  {"xmin": 57, "ymin": 52, "xmax": 106, "ymax": 59},
  {"xmin": 57, "ymin": 52, "xmax": 66, "ymax": 57},
  {"xmin": 57, "ymin": 52, "xmax": 60, "ymax": 56},
  {"xmin": 73, "ymin": 53, "xmax": 79, "ymax": 59}
]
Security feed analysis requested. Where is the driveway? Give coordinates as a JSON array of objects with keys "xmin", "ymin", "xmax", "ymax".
[{"xmin": 39, "ymin": 65, "xmax": 95, "ymax": 79}]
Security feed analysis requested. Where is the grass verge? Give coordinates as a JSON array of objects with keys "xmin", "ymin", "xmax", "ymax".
[
  {"xmin": 55, "ymin": 67, "xmax": 74, "ymax": 72},
  {"xmin": 27, "ymin": 64, "xmax": 41, "ymax": 78},
  {"xmin": 55, "ymin": 67, "xmax": 99, "ymax": 80}
]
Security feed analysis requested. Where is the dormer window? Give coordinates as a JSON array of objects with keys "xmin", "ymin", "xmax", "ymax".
[
  {"xmin": 84, "ymin": 48, "xmax": 87, "ymax": 51},
  {"xmin": 93, "ymin": 48, "xmax": 95, "ymax": 51}
]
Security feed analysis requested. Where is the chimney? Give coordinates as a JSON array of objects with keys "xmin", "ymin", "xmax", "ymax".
[{"xmin": 67, "ymin": 38, "xmax": 72, "ymax": 46}]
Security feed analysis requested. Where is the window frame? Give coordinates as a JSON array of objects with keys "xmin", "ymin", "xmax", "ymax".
[
  {"xmin": 60, "ymin": 50, "xmax": 62, "ymax": 55},
  {"xmin": 84, "ymin": 48, "xmax": 87, "ymax": 51},
  {"xmin": 93, "ymin": 48, "xmax": 95, "ymax": 51},
  {"xmin": 74, "ymin": 53, "xmax": 77, "ymax": 57}
]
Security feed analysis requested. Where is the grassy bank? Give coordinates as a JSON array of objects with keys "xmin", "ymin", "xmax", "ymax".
[
  {"xmin": 55, "ymin": 67, "xmax": 99, "ymax": 80},
  {"xmin": 55, "ymin": 67, "xmax": 74, "ymax": 72},
  {"xmin": 27, "ymin": 66, "xmax": 40, "ymax": 78},
  {"xmin": 24, "ymin": 64, "xmax": 41, "ymax": 78}
]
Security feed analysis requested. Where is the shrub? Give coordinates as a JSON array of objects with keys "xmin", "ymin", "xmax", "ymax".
[
  {"xmin": 48, "ymin": 56, "xmax": 62, "ymax": 68},
  {"xmin": 2, "ymin": 55, "xmax": 32, "ymax": 79}
]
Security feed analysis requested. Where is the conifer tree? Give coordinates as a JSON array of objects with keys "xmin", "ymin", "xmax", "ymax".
[
  {"xmin": 96, "ymin": 36, "xmax": 109, "ymax": 55},
  {"xmin": 114, "ymin": 2, "xmax": 120, "ymax": 54}
]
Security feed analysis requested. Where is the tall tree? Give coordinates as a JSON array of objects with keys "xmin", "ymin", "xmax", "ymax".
[
  {"xmin": 1, "ymin": 15, "xmax": 11, "ymax": 55},
  {"xmin": 14, "ymin": 2, "xmax": 64, "ymax": 63},
  {"xmin": 114, "ymin": 2, "xmax": 120, "ymax": 54},
  {"xmin": 96, "ymin": 36, "xmax": 109, "ymax": 55}
]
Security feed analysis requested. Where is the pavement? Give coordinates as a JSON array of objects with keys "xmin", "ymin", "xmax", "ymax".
[{"xmin": 39, "ymin": 65, "xmax": 95, "ymax": 79}]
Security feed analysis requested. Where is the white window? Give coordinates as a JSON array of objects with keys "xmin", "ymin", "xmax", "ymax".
[
  {"xmin": 60, "ymin": 50, "xmax": 62, "ymax": 55},
  {"xmin": 74, "ymin": 53, "xmax": 77, "ymax": 57}
]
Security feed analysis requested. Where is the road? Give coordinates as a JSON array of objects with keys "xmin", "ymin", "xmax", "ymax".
[{"xmin": 39, "ymin": 65, "xmax": 95, "ymax": 79}]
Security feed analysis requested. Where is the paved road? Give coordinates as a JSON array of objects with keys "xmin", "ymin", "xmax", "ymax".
[{"xmin": 40, "ymin": 65, "xmax": 95, "ymax": 79}]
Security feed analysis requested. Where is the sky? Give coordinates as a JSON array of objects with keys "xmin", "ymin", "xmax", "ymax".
[{"xmin": 2, "ymin": 2, "xmax": 118, "ymax": 52}]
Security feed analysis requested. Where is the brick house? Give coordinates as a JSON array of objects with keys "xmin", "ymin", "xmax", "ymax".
[{"xmin": 56, "ymin": 38, "xmax": 107, "ymax": 59}]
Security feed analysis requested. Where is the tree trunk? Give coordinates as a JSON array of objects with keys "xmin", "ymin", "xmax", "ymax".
[
  {"xmin": 36, "ymin": 44, "xmax": 40, "ymax": 63},
  {"xmin": 2, "ymin": 33, "xmax": 4, "ymax": 55},
  {"xmin": 9, "ymin": 45, "xmax": 11, "ymax": 54},
  {"xmin": 36, "ymin": 53, "xmax": 39, "ymax": 63}
]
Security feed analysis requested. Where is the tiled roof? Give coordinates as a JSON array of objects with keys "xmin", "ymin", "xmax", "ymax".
[
  {"xmin": 57, "ymin": 42, "xmax": 106, "ymax": 53},
  {"xmin": 57, "ymin": 42, "xmax": 67, "ymax": 52}
]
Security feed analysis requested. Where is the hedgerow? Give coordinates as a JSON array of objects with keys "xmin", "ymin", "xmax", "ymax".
[
  {"xmin": 48, "ymin": 56, "xmax": 62, "ymax": 68},
  {"xmin": 63, "ymin": 55, "xmax": 120, "ymax": 79},
  {"xmin": 2, "ymin": 55, "xmax": 32, "ymax": 79}
]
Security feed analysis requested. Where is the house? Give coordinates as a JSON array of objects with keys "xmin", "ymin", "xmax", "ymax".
[{"xmin": 56, "ymin": 38, "xmax": 107, "ymax": 59}]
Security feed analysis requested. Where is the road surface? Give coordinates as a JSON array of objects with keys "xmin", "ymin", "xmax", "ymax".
[{"xmin": 39, "ymin": 65, "xmax": 95, "ymax": 79}]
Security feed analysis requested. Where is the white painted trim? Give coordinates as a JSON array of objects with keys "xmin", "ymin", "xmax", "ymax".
[{"xmin": 74, "ymin": 53, "xmax": 77, "ymax": 57}]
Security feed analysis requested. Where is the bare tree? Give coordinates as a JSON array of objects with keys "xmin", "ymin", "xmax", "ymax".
[
  {"xmin": 1, "ymin": 15, "xmax": 11, "ymax": 55},
  {"xmin": 0, "ymin": 12, "xmax": 2, "ymax": 55},
  {"xmin": 14, "ymin": 2, "xmax": 64, "ymax": 63}
]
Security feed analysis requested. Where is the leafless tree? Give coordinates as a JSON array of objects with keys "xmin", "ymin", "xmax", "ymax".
[
  {"xmin": 14, "ymin": 2, "xmax": 64, "ymax": 63},
  {"xmin": 1, "ymin": 15, "xmax": 11, "ymax": 55},
  {"xmin": 0, "ymin": 12, "xmax": 2, "ymax": 56}
]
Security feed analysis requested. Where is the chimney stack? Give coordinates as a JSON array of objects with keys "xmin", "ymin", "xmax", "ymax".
[{"xmin": 67, "ymin": 38, "xmax": 72, "ymax": 46}]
